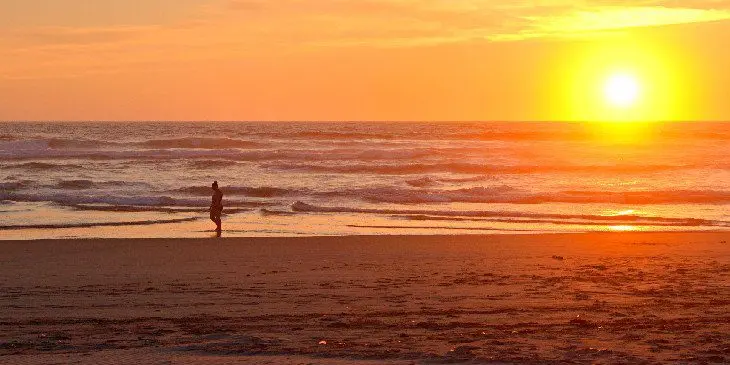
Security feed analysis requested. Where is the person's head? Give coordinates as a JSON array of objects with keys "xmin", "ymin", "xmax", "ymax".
[{"xmin": 212, "ymin": 181, "xmax": 219, "ymax": 190}]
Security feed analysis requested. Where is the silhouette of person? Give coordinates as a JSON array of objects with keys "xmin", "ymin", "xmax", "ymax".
[{"xmin": 210, "ymin": 181, "xmax": 223, "ymax": 233}]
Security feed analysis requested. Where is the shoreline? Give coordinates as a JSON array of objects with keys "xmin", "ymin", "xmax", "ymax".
[{"xmin": 3, "ymin": 230, "xmax": 730, "ymax": 243}]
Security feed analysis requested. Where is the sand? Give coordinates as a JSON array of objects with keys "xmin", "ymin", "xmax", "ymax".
[{"xmin": 2, "ymin": 232, "xmax": 729, "ymax": 364}]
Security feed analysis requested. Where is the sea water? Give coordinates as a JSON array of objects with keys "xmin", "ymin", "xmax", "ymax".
[{"xmin": 1, "ymin": 121, "xmax": 728, "ymax": 239}]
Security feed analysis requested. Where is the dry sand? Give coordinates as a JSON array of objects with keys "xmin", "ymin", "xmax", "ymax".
[{"xmin": 1, "ymin": 232, "xmax": 729, "ymax": 364}]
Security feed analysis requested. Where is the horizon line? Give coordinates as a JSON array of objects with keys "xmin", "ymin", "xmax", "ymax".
[{"xmin": 1, "ymin": 120, "xmax": 729, "ymax": 123}]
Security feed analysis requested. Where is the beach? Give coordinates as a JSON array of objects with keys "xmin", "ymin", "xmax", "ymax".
[
  {"xmin": 2, "ymin": 232, "xmax": 729, "ymax": 364},
  {"xmin": 4, "ymin": 1, "xmax": 730, "ymax": 363}
]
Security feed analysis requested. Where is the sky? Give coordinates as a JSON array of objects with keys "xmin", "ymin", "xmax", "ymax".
[{"xmin": 1, "ymin": 0, "xmax": 730, "ymax": 121}]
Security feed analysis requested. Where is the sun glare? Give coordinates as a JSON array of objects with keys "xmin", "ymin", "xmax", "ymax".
[
  {"xmin": 604, "ymin": 73, "xmax": 640, "ymax": 108},
  {"xmin": 561, "ymin": 40, "xmax": 689, "ymax": 122}
]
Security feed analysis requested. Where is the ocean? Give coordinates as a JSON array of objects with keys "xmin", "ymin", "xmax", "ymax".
[{"xmin": 1, "ymin": 121, "xmax": 728, "ymax": 239}]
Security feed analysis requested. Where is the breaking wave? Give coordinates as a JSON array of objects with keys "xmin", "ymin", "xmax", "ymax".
[
  {"xmin": 0, "ymin": 138, "xmax": 119, "ymax": 153},
  {"xmin": 335, "ymin": 187, "xmax": 730, "ymax": 205},
  {"xmin": 406, "ymin": 176, "xmax": 491, "ymax": 187},
  {"xmin": 135, "ymin": 137, "xmax": 259, "ymax": 149},
  {"xmin": 53, "ymin": 180, "xmax": 151, "ymax": 190},
  {"xmin": 170, "ymin": 183, "xmax": 730, "ymax": 205},
  {"xmin": 0, "ymin": 180, "xmax": 33, "ymax": 190},
  {"xmin": 291, "ymin": 202, "xmax": 729, "ymax": 227},
  {"xmin": 0, "ymin": 191, "xmax": 275, "ymax": 209},
  {"xmin": 174, "ymin": 186, "xmax": 300, "ymax": 197},
  {"xmin": 66, "ymin": 204, "xmax": 252, "ymax": 214},
  {"xmin": 57, "ymin": 180, "xmax": 95, "ymax": 189},
  {"xmin": 2, "ymin": 162, "xmax": 84, "ymax": 170},
  {"xmin": 10, "ymin": 181, "xmax": 730, "ymax": 207}
]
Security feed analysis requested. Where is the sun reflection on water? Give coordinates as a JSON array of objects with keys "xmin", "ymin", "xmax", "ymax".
[
  {"xmin": 613, "ymin": 209, "xmax": 637, "ymax": 216},
  {"xmin": 608, "ymin": 225, "xmax": 639, "ymax": 232}
]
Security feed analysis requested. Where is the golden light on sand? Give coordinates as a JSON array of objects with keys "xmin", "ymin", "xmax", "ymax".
[{"xmin": 604, "ymin": 73, "xmax": 640, "ymax": 108}]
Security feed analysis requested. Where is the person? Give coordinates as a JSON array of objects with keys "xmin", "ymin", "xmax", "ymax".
[{"xmin": 210, "ymin": 181, "xmax": 223, "ymax": 233}]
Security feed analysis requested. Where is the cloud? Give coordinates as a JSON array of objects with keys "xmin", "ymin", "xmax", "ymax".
[
  {"xmin": 217, "ymin": 0, "xmax": 730, "ymax": 46},
  {"xmin": 2, "ymin": 0, "xmax": 730, "ymax": 79},
  {"xmin": 6, "ymin": 1, "xmax": 730, "ymax": 50},
  {"xmin": 503, "ymin": 5, "xmax": 730, "ymax": 41}
]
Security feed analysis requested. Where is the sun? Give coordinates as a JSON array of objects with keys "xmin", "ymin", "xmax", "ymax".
[{"xmin": 604, "ymin": 73, "xmax": 640, "ymax": 108}]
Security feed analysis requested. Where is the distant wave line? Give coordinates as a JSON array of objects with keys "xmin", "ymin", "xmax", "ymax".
[{"xmin": 265, "ymin": 162, "xmax": 713, "ymax": 175}]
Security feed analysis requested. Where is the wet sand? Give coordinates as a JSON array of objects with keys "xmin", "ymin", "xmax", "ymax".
[{"xmin": 2, "ymin": 232, "xmax": 730, "ymax": 364}]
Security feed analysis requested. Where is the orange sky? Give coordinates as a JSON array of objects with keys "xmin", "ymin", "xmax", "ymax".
[{"xmin": 1, "ymin": 0, "xmax": 729, "ymax": 121}]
